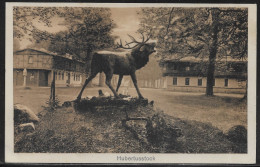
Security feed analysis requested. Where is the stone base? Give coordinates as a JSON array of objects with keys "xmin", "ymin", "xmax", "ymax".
[{"xmin": 63, "ymin": 96, "xmax": 149, "ymax": 112}]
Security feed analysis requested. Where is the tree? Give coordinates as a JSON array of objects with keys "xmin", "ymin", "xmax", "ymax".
[
  {"xmin": 139, "ymin": 7, "xmax": 247, "ymax": 96},
  {"xmin": 13, "ymin": 7, "xmax": 116, "ymax": 106},
  {"xmin": 13, "ymin": 38, "xmax": 20, "ymax": 52},
  {"xmin": 47, "ymin": 8, "xmax": 116, "ymax": 61},
  {"xmin": 14, "ymin": 7, "xmax": 115, "ymax": 59}
]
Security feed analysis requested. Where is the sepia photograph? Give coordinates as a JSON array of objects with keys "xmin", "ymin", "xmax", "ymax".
[{"xmin": 5, "ymin": 3, "xmax": 256, "ymax": 164}]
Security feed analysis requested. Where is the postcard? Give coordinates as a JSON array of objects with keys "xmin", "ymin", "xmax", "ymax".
[{"xmin": 5, "ymin": 2, "xmax": 256, "ymax": 164}]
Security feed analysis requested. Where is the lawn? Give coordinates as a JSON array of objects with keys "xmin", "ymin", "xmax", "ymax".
[{"xmin": 14, "ymin": 102, "xmax": 246, "ymax": 153}]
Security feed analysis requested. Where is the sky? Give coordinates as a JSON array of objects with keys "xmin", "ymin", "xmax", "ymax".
[
  {"xmin": 18, "ymin": 8, "xmax": 142, "ymax": 49},
  {"xmin": 110, "ymin": 8, "xmax": 141, "ymax": 42}
]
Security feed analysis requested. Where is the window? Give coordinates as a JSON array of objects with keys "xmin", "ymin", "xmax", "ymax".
[
  {"xmin": 62, "ymin": 72, "xmax": 64, "ymax": 80},
  {"xmin": 225, "ymin": 78, "xmax": 228, "ymax": 87},
  {"xmin": 198, "ymin": 79, "xmax": 202, "ymax": 86},
  {"xmin": 55, "ymin": 72, "xmax": 57, "ymax": 80},
  {"xmin": 169, "ymin": 63, "xmax": 177, "ymax": 70},
  {"xmin": 28, "ymin": 56, "xmax": 33, "ymax": 64},
  {"xmin": 173, "ymin": 77, "xmax": 177, "ymax": 85},
  {"xmin": 185, "ymin": 78, "xmax": 190, "ymax": 86},
  {"xmin": 58, "ymin": 72, "xmax": 61, "ymax": 80},
  {"xmin": 185, "ymin": 66, "xmax": 190, "ymax": 71}
]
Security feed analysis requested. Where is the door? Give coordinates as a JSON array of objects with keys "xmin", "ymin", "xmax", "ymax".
[
  {"xmin": 14, "ymin": 70, "xmax": 24, "ymax": 86},
  {"xmin": 39, "ymin": 70, "xmax": 49, "ymax": 86},
  {"xmin": 67, "ymin": 72, "xmax": 70, "ymax": 85}
]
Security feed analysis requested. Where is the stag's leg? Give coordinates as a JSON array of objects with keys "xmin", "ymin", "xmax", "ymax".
[
  {"xmin": 76, "ymin": 72, "xmax": 97, "ymax": 101},
  {"xmin": 105, "ymin": 72, "xmax": 119, "ymax": 98},
  {"xmin": 130, "ymin": 73, "xmax": 144, "ymax": 99},
  {"xmin": 116, "ymin": 75, "xmax": 123, "ymax": 92}
]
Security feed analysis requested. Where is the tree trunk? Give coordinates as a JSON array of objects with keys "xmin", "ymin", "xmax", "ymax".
[
  {"xmin": 206, "ymin": 9, "xmax": 220, "ymax": 96},
  {"xmin": 86, "ymin": 49, "xmax": 93, "ymax": 87},
  {"xmin": 206, "ymin": 50, "xmax": 216, "ymax": 96},
  {"xmin": 50, "ymin": 71, "xmax": 56, "ymax": 102},
  {"xmin": 86, "ymin": 49, "xmax": 93, "ymax": 74}
]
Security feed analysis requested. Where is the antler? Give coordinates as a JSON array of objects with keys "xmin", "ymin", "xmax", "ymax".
[
  {"xmin": 127, "ymin": 32, "xmax": 151, "ymax": 44},
  {"xmin": 115, "ymin": 32, "xmax": 151, "ymax": 50},
  {"xmin": 115, "ymin": 39, "xmax": 138, "ymax": 49}
]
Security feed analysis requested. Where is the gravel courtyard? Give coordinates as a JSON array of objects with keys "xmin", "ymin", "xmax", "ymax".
[{"xmin": 14, "ymin": 86, "xmax": 247, "ymax": 132}]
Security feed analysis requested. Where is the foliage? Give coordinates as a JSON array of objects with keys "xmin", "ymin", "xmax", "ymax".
[
  {"xmin": 138, "ymin": 7, "xmax": 248, "ymax": 95},
  {"xmin": 139, "ymin": 7, "xmax": 247, "ymax": 61},
  {"xmin": 44, "ymin": 95, "xmax": 60, "ymax": 111},
  {"xmin": 13, "ymin": 38, "xmax": 21, "ymax": 51},
  {"xmin": 48, "ymin": 8, "xmax": 116, "ymax": 60},
  {"xmin": 13, "ymin": 7, "xmax": 59, "ymax": 39},
  {"xmin": 13, "ymin": 7, "xmax": 116, "ymax": 60}
]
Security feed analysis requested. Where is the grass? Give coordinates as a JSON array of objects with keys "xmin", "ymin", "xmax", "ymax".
[
  {"xmin": 13, "ymin": 86, "xmax": 247, "ymax": 153},
  {"xmin": 14, "ymin": 103, "xmax": 247, "ymax": 153}
]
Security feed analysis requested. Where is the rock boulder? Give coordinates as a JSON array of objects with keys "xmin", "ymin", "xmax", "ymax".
[
  {"xmin": 14, "ymin": 104, "xmax": 39, "ymax": 124},
  {"xmin": 18, "ymin": 122, "xmax": 35, "ymax": 133},
  {"xmin": 226, "ymin": 125, "xmax": 247, "ymax": 143}
]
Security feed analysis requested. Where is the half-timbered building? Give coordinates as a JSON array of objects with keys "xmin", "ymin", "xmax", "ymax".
[{"xmin": 13, "ymin": 48, "xmax": 86, "ymax": 87}]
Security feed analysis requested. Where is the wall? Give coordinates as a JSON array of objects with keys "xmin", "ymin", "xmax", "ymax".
[
  {"xmin": 13, "ymin": 69, "xmax": 24, "ymax": 86},
  {"xmin": 69, "ymin": 72, "xmax": 83, "ymax": 87},
  {"xmin": 13, "ymin": 54, "xmax": 53, "ymax": 70},
  {"xmin": 14, "ymin": 49, "xmax": 87, "ymax": 87},
  {"xmin": 92, "ymin": 73, "xmax": 101, "ymax": 86},
  {"xmin": 166, "ymin": 76, "xmax": 246, "ymax": 94},
  {"xmin": 54, "ymin": 70, "xmax": 83, "ymax": 87},
  {"xmin": 13, "ymin": 69, "xmax": 51, "ymax": 87}
]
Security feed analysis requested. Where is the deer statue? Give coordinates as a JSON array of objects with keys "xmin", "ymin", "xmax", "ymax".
[{"xmin": 76, "ymin": 33, "xmax": 156, "ymax": 101}]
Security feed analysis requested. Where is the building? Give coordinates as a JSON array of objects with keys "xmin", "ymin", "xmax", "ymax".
[
  {"xmin": 13, "ymin": 48, "xmax": 86, "ymax": 87},
  {"xmin": 160, "ymin": 56, "xmax": 247, "ymax": 93}
]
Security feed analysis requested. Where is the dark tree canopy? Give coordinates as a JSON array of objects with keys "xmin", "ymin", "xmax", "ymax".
[
  {"xmin": 139, "ymin": 7, "xmax": 248, "ymax": 95},
  {"xmin": 139, "ymin": 7, "xmax": 247, "ymax": 60}
]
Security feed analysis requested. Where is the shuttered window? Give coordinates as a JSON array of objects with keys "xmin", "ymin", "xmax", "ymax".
[
  {"xmin": 173, "ymin": 77, "xmax": 177, "ymax": 85},
  {"xmin": 185, "ymin": 78, "xmax": 190, "ymax": 85},
  {"xmin": 198, "ymin": 79, "xmax": 202, "ymax": 86}
]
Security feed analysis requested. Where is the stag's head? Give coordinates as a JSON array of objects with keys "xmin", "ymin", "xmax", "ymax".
[
  {"xmin": 138, "ymin": 42, "xmax": 156, "ymax": 55},
  {"xmin": 116, "ymin": 32, "xmax": 156, "ymax": 55}
]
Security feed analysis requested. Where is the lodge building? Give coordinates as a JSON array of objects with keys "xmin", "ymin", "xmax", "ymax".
[
  {"xmin": 160, "ymin": 56, "xmax": 247, "ymax": 93},
  {"xmin": 13, "ymin": 48, "xmax": 86, "ymax": 87},
  {"xmin": 13, "ymin": 48, "xmax": 247, "ymax": 94}
]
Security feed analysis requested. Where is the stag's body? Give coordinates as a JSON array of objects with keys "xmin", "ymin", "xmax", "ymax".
[
  {"xmin": 93, "ymin": 50, "xmax": 150, "ymax": 75},
  {"xmin": 76, "ymin": 35, "xmax": 155, "ymax": 101}
]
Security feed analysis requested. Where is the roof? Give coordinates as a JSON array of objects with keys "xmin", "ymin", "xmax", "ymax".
[
  {"xmin": 14, "ymin": 48, "xmax": 58, "ymax": 56},
  {"xmin": 14, "ymin": 48, "xmax": 85, "ymax": 63},
  {"xmin": 162, "ymin": 56, "xmax": 247, "ymax": 63}
]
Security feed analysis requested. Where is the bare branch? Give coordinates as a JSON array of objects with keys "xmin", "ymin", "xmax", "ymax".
[{"xmin": 165, "ymin": 7, "xmax": 174, "ymax": 36}]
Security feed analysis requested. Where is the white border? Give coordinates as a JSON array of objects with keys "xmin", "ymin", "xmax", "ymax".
[{"xmin": 5, "ymin": 3, "xmax": 257, "ymax": 164}]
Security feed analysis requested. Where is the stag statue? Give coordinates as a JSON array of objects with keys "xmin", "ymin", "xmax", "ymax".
[{"xmin": 76, "ymin": 33, "xmax": 156, "ymax": 101}]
